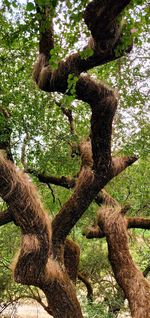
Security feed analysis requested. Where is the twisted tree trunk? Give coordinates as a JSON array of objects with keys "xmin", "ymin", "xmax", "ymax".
[{"xmin": 0, "ymin": 1, "xmax": 150, "ymax": 317}]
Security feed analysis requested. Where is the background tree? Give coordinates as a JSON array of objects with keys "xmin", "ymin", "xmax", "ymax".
[{"xmin": 0, "ymin": 0, "xmax": 149, "ymax": 317}]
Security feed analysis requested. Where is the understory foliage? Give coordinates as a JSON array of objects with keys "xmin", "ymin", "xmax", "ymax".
[{"xmin": 0, "ymin": 0, "xmax": 150, "ymax": 318}]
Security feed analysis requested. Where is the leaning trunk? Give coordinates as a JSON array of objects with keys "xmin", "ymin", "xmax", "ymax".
[{"xmin": 100, "ymin": 207, "xmax": 150, "ymax": 318}]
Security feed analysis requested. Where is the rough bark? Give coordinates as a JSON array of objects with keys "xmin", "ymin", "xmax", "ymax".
[
  {"xmin": 64, "ymin": 239, "xmax": 80, "ymax": 283},
  {"xmin": 127, "ymin": 217, "xmax": 150, "ymax": 230},
  {"xmin": 26, "ymin": 168, "xmax": 76, "ymax": 189},
  {"xmin": 99, "ymin": 206, "xmax": 150, "ymax": 318},
  {"xmin": 0, "ymin": 0, "xmax": 148, "ymax": 317},
  {"xmin": 0, "ymin": 155, "xmax": 82, "ymax": 318}
]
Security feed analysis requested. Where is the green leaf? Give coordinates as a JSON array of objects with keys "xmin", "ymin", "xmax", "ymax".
[{"xmin": 26, "ymin": 2, "xmax": 35, "ymax": 12}]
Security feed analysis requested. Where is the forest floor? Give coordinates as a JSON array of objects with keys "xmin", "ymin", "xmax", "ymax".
[
  {"xmin": 1, "ymin": 302, "xmax": 52, "ymax": 318},
  {"xmin": 1, "ymin": 302, "xmax": 131, "ymax": 318}
]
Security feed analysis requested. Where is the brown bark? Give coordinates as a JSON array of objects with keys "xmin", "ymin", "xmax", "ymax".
[
  {"xmin": 99, "ymin": 206, "xmax": 150, "ymax": 318},
  {"xmin": 0, "ymin": 155, "xmax": 83, "ymax": 318},
  {"xmin": 26, "ymin": 168, "xmax": 76, "ymax": 189},
  {"xmin": 127, "ymin": 217, "xmax": 150, "ymax": 230},
  {"xmin": 111, "ymin": 156, "xmax": 138, "ymax": 177},
  {"xmin": 64, "ymin": 239, "xmax": 80, "ymax": 283},
  {"xmin": 33, "ymin": 1, "xmax": 132, "ymax": 94},
  {"xmin": 78, "ymin": 272, "xmax": 93, "ymax": 302},
  {"xmin": 84, "ymin": 215, "xmax": 150, "ymax": 238},
  {"xmin": 0, "ymin": 0, "xmax": 147, "ymax": 317},
  {"xmin": 0, "ymin": 107, "xmax": 13, "ymax": 161}
]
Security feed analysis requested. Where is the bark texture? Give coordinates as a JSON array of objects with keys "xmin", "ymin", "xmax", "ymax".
[
  {"xmin": 0, "ymin": 0, "xmax": 149, "ymax": 317},
  {"xmin": 99, "ymin": 206, "xmax": 150, "ymax": 318}
]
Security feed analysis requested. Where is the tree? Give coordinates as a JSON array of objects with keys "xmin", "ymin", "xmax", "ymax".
[{"xmin": 0, "ymin": 0, "xmax": 150, "ymax": 317}]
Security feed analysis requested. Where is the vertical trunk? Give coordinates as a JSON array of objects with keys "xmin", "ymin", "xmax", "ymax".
[{"xmin": 41, "ymin": 272, "xmax": 83, "ymax": 318}]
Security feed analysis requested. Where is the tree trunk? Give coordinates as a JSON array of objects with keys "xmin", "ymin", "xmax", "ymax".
[{"xmin": 100, "ymin": 206, "xmax": 150, "ymax": 318}]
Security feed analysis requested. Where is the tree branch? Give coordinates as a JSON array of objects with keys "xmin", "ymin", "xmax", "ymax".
[
  {"xmin": 78, "ymin": 272, "xmax": 93, "ymax": 302},
  {"xmin": 127, "ymin": 217, "xmax": 150, "ymax": 230},
  {"xmin": 99, "ymin": 206, "xmax": 150, "ymax": 317},
  {"xmin": 111, "ymin": 155, "xmax": 138, "ymax": 177},
  {"xmin": 0, "ymin": 155, "xmax": 83, "ymax": 317},
  {"xmin": 84, "ymin": 0, "xmax": 131, "ymax": 41},
  {"xmin": 32, "ymin": 2, "xmax": 135, "ymax": 247},
  {"xmin": 26, "ymin": 168, "xmax": 76, "ymax": 189},
  {"xmin": 95, "ymin": 189, "xmax": 119, "ymax": 207},
  {"xmin": 84, "ymin": 215, "xmax": 150, "ymax": 239},
  {"xmin": 0, "ymin": 155, "xmax": 52, "ymax": 282},
  {"xmin": 56, "ymin": 101, "xmax": 75, "ymax": 136},
  {"xmin": 83, "ymin": 224, "xmax": 105, "ymax": 239},
  {"xmin": 0, "ymin": 107, "xmax": 13, "ymax": 161},
  {"xmin": 35, "ymin": 2, "xmax": 54, "ymax": 58},
  {"xmin": 33, "ymin": 0, "xmax": 133, "ymax": 94}
]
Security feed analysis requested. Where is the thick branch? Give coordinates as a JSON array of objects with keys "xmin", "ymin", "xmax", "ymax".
[
  {"xmin": 76, "ymin": 76, "xmax": 117, "ymax": 171},
  {"xmin": 127, "ymin": 217, "xmax": 150, "ymax": 230},
  {"xmin": 111, "ymin": 156, "xmax": 138, "ymax": 177},
  {"xmin": 52, "ymin": 168, "xmax": 96, "ymax": 243},
  {"xmin": 100, "ymin": 206, "xmax": 150, "ymax": 317},
  {"xmin": 0, "ymin": 155, "xmax": 52, "ymax": 282},
  {"xmin": 79, "ymin": 139, "xmax": 93, "ymax": 168},
  {"xmin": 33, "ymin": 45, "xmax": 132, "ymax": 93},
  {"xmin": 35, "ymin": 3, "xmax": 54, "ymax": 58},
  {"xmin": 26, "ymin": 168, "xmax": 76, "ymax": 189},
  {"xmin": 83, "ymin": 224, "xmax": 105, "ymax": 239},
  {"xmin": 0, "ymin": 155, "xmax": 83, "ymax": 318},
  {"xmin": 84, "ymin": 0, "xmax": 131, "ymax": 41},
  {"xmin": 52, "ymin": 87, "xmax": 116, "ymax": 241},
  {"xmin": 84, "ymin": 216, "xmax": 150, "ymax": 239},
  {"xmin": 33, "ymin": 0, "xmax": 133, "ymax": 93},
  {"xmin": 95, "ymin": 189, "xmax": 119, "ymax": 207}
]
